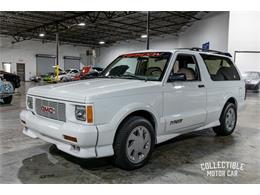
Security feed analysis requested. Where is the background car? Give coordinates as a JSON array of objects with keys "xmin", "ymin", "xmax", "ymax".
[
  {"xmin": 59, "ymin": 69, "xmax": 79, "ymax": 81},
  {"xmin": 42, "ymin": 68, "xmax": 65, "ymax": 82},
  {"xmin": 29, "ymin": 75, "xmax": 41, "ymax": 82},
  {"xmin": 0, "ymin": 77, "xmax": 14, "ymax": 104},
  {"xmin": 42, "ymin": 74, "xmax": 53, "ymax": 82},
  {"xmin": 0, "ymin": 70, "xmax": 20, "ymax": 89},
  {"xmin": 243, "ymin": 71, "xmax": 260, "ymax": 92},
  {"xmin": 74, "ymin": 66, "xmax": 104, "ymax": 81}
]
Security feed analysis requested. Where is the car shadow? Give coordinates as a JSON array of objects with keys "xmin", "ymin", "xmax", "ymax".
[{"xmin": 17, "ymin": 128, "xmax": 237, "ymax": 183}]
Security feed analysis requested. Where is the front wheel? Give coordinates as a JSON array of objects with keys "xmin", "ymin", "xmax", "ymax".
[
  {"xmin": 113, "ymin": 116, "xmax": 155, "ymax": 170},
  {"xmin": 3, "ymin": 95, "xmax": 13, "ymax": 104},
  {"xmin": 213, "ymin": 103, "xmax": 237, "ymax": 136}
]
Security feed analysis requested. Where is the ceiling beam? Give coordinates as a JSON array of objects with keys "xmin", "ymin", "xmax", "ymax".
[
  {"xmin": 0, "ymin": 11, "xmax": 208, "ymax": 47},
  {"xmin": 167, "ymin": 12, "xmax": 201, "ymax": 20}
]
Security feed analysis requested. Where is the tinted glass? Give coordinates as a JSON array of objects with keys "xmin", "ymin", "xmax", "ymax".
[
  {"xmin": 102, "ymin": 52, "xmax": 171, "ymax": 81},
  {"xmin": 244, "ymin": 72, "xmax": 260, "ymax": 79},
  {"xmin": 200, "ymin": 54, "xmax": 240, "ymax": 81},
  {"xmin": 171, "ymin": 54, "xmax": 200, "ymax": 81}
]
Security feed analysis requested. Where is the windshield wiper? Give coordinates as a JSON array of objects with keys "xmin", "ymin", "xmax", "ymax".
[
  {"xmin": 120, "ymin": 74, "xmax": 145, "ymax": 81},
  {"xmin": 97, "ymin": 74, "xmax": 146, "ymax": 81},
  {"xmin": 97, "ymin": 75, "xmax": 119, "ymax": 79}
]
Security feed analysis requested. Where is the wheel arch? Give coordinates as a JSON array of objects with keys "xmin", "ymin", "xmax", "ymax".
[
  {"xmin": 113, "ymin": 109, "xmax": 158, "ymax": 146},
  {"xmin": 219, "ymin": 96, "xmax": 238, "ymax": 120},
  {"xmin": 225, "ymin": 97, "xmax": 238, "ymax": 109}
]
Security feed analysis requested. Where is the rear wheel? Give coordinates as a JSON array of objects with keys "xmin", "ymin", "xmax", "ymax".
[
  {"xmin": 3, "ymin": 95, "xmax": 13, "ymax": 104},
  {"xmin": 213, "ymin": 102, "xmax": 237, "ymax": 136},
  {"xmin": 113, "ymin": 116, "xmax": 155, "ymax": 170}
]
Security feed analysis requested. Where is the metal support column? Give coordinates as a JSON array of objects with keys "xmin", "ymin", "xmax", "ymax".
[
  {"xmin": 146, "ymin": 11, "xmax": 150, "ymax": 50},
  {"xmin": 55, "ymin": 26, "xmax": 59, "ymax": 81}
]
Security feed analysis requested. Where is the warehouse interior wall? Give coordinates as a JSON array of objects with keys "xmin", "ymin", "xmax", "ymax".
[
  {"xmin": 0, "ymin": 36, "xmax": 89, "ymax": 81},
  {"xmin": 2, "ymin": 11, "xmax": 260, "ymax": 80},
  {"xmin": 178, "ymin": 12, "xmax": 229, "ymax": 51},
  {"xmin": 228, "ymin": 11, "xmax": 260, "ymax": 73},
  {"xmin": 97, "ymin": 12, "xmax": 230, "ymax": 67}
]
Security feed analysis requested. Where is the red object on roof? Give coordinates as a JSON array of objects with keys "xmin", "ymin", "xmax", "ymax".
[{"xmin": 123, "ymin": 52, "xmax": 161, "ymax": 58}]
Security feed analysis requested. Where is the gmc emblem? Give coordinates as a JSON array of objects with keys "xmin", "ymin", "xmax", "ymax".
[{"xmin": 41, "ymin": 105, "xmax": 56, "ymax": 114}]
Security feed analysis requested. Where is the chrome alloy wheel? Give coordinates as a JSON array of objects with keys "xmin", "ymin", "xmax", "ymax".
[
  {"xmin": 126, "ymin": 126, "xmax": 151, "ymax": 164},
  {"xmin": 225, "ymin": 107, "xmax": 236, "ymax": 131}
]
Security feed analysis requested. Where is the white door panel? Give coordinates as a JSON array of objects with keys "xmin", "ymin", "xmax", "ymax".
[{"xmin": 163, "ymin": 81, "xmax": 206, "ymax": 133}]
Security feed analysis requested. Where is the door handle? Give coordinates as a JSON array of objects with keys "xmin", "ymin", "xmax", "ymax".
[{"xmin": 198, "ymin": 84, "xmax": 205, "ymax": 88}]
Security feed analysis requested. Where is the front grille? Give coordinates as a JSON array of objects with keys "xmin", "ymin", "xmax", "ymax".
[{"xmin": 35, "ymin": 98, "xmax": 66, "ymax": 122}]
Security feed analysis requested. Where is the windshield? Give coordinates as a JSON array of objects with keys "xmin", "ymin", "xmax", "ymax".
[
  {"xmin": 244, "ymin": 72, "xmax": 260, "ymax": 79},
  {"xmin": 101, "ymin": 52, "xmax": 172, "ymax": 81}
]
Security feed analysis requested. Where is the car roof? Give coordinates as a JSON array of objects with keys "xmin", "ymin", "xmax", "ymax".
[{"xmin": 123, "ymin": 48, "xmax": 232, "ymax": 58}]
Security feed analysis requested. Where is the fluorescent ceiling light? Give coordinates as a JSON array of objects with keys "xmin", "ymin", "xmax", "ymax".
[
  {"xmin": 141, "ymin": 34, "xmax": 147, "ymax": 38},
  {"xmin": 99, "ymin": 41, "xmax": 105, "ymax": 45},
  {"xmin": 78, "ymin": 22, "xmax": 86, "ymax": 26},
  {"xmin": 39, "ymin": 33, "xmax": 45, "ymax": 37}
]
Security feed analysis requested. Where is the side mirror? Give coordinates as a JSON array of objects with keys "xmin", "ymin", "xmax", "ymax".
[{"xmin": 168, "ymin": 73, "xmax": 186, "ymax": 82}]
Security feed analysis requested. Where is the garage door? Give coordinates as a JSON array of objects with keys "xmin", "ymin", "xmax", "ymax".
[
  {"xmin": 16, "ymin": 63, "xmax": 25, "ymax": 81},
  {"xmin": 64, "ymin": 56, "xmax": 80, "ymax": 70},
  {"xmin": 234, "ymin": 51, "xmax": 260, "ymax": 74},
  {"xmin": 36, "ymin": 54, "xmax": 56, "ymax": 76}
]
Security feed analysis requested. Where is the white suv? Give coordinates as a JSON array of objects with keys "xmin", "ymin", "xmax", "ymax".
[{"xmin": 20, "ymin": 48, "xmax": 245, "ymax": 170}]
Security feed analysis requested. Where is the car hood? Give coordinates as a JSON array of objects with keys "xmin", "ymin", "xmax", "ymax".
[
  {"xmin": 28, "ymin": 78, "xmax": 160, "ymax": 103},
  {"xmin": 245, "ymin": 78, "xmax": 260, "ymax": 84}
]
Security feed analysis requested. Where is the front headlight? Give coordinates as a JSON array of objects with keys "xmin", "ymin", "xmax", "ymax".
[
  {"xmin": 27, "ymin": 96, "xmax": 33, "ymax": 109},
  {"xmin": 75, "ymin": 105, "xmax": 94, "ymax": 123},
  {"xmin": 75, "ymin": 105, "xmax": 86, "ymax": 121}
]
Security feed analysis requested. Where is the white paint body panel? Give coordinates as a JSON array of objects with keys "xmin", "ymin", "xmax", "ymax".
[{"xmin": 20, "ymin": 49, "xmax": 245, "ymax": 158}]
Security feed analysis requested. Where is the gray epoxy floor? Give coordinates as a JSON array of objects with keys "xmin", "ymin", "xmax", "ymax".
[{"xmin": 0, "ymin": 82, "xmax": 259, "ymax": 183}]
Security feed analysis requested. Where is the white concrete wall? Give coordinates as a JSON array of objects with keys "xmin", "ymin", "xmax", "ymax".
[
  {"xmin": 97, "ymin": 12, "xmax": 230, "ymax": 67},
  {"xmin": 228, "ymin": 11, "xmax": 260, "ymax": 73},
  {"xmin": 0, "ymin": 36, "xmax": 90, "ymax": 81},
  {"xmin": 179, "ymin": 12, "xmax": 229, "ymax": 51}
]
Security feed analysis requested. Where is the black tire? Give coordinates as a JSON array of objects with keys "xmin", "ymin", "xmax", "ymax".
[
  {"xmin": 3, "ymin": 95, "xmax": 13, "ymax": 104},
  {"xmin": 213, "ymin": 102, "xmax": 237, "ymax": 136},
  {"xmin": 10, "ymin": 81, "xmax": 16, "ymax": 89},
  {"xmin": 113, "ymin": 116, "xmax": 155, "ymax": 170}
]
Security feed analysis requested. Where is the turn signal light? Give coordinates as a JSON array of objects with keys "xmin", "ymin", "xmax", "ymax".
[
  {"xmin": 63, "ymin": 135, "xmax": 77, "ymax": 143},
  {"xmin": 87, "ymin": 105, "xmax": 93, "ymax": 123}
]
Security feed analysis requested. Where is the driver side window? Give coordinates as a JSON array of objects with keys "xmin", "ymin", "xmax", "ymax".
[{"xmin": 172, "ymin": 54, "xmax": 200, "ymax": 81}]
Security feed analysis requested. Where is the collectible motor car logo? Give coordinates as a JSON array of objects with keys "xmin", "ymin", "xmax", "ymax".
[
  {"xmin": 41, "ymin": 105, "xmax": 56, "ymax": 114},
  {"xmin": 200, "ymin": 161, "xmax": 246, "ymax": 177}
]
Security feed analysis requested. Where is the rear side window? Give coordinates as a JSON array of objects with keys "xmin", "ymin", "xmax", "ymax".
[{"xmin": 200, "ymin": 54, "xmax": 240, "ymax": 81}]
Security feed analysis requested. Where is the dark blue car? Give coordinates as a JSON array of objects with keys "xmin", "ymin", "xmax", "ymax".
[{"xmin": 0, "ymin": 77, "xmax": 14, "ymax": 104}]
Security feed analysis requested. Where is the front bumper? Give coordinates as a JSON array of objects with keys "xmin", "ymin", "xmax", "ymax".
[
  {"xmin": 20, "ymin": 110, "xmax": 99, "ymax": 158},
  {"xmin": 0, "ymin": 92, "xmax": 13, "ymax": 98}
]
